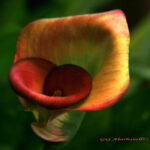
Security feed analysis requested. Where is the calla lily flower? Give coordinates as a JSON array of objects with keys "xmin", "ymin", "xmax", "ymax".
[{"xmin": 9, "ymin": 9, "xmax": 130, "ymax": 142}]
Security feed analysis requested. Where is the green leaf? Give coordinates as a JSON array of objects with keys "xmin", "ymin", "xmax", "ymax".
[
  {"xmin": 26, "ymin": 0, "xmax": 112, "ymax": 22},
  {"xmin": 130, "ymin": 14, "xmax": 150, "ymax": 80},
  {"xmin": 0, "ymin": 0, "xmax": 27, "ymax": 27},
  {"xmin": 0, "ymin": 28, "xmax": 21, "ymax": 85},
  {"xmin": 60, "ymin": 0, "xmax": 112, "ymax": 15}
]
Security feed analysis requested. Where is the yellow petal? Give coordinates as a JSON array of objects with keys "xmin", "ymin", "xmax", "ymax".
[{"xmin": 68, "ymin": 10, "xmax": 130, "ymax": 111}]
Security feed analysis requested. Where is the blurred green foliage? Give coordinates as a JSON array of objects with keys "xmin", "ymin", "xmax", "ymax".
[{"xmin": 0, "ymin": 0, "xmax": 150, "ymax": 150}]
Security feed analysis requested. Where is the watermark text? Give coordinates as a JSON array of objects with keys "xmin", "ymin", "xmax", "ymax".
[{"xmin": 100, "ymin": 137, "xmax": 149, "ymax": 142}]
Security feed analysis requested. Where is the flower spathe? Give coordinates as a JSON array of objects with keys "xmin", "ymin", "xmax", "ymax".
[{"xmin": 9, "ymin": 9, "xmax": 130, "ymax": 142}]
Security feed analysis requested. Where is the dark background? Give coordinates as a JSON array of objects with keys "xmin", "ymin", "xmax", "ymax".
[{"xmin": 0, "ymin": 0, "xmax": 150, "ymax": 150}]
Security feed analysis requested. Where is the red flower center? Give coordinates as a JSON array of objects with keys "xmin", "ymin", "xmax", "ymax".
[{"xmin": 9, "ymin": 58, "xmax": 92, "ymax": 109}]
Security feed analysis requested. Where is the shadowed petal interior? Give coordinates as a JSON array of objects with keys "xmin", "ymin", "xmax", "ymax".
[{"xmin": 67, "ymin": 10, "xmax": 130, "ymax": 111}]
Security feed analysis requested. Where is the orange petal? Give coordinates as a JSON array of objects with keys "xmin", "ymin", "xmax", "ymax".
[{"xmin": 14, "ymin": 9, "xmax": 129, "ymax": 111}]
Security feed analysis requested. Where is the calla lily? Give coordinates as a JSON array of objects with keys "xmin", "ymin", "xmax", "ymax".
[{"xmin": 9, "ymin": 9, "xmax": 130, "ymax": 142}]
